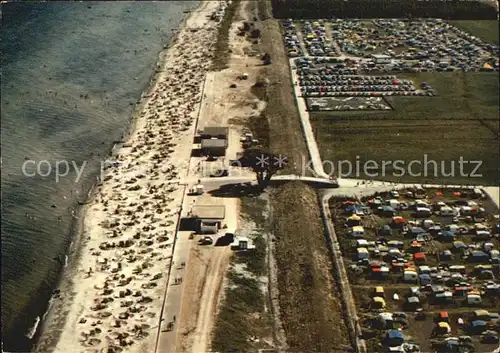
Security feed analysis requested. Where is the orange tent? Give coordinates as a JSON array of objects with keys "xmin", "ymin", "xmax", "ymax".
[
  {"xmin": 452, "ymin": 191, "xmax": 461, "ymax": 196},
  {"xmin": 434, "ymin": 191, "xmax": 443, "ymax": 196},
  {"xmin": 392, "ymin": 216, "xmax": 406, "ymax": 224},
  {"xmin": 483, "ymin": 63, "xmax": 493, "ymax": 70}
]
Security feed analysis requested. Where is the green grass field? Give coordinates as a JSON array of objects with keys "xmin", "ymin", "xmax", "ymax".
[
  {"xmin": 449, "ymin": 20, "xmax": 499, "ymax": 45},
  {"xmin": 312, "ymin": 72, "xmax": 499, "ymax": 185}
]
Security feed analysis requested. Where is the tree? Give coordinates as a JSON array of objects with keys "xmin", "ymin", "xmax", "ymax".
[
  {"xmin": 237, "ymin": 148, "xmax": 287, "ymax": 187},
  {"xmin": 250, "ymin": 28, "xmax": 261, "ymax": 39}
]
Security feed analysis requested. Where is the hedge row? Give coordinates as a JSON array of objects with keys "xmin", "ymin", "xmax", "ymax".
[{"xmin": 271, "ymin": 0, "xmax": 497, "ymax": 20}]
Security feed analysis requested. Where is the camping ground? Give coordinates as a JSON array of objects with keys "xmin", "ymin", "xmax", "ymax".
[{"xmin": 330, "ymin": 187, "xmax": 500, "ymax": 352}]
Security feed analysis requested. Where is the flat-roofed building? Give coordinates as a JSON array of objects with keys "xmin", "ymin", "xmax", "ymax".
[
  {"xmin": 371, "ymin": 54, "xmax": 391, "ymax": 64},
  {"xmin": 200, "ymin": 138, "xmax": 228, "ymax": 156},
  {"xmin": 199, "ymin": 126, "xmax": 229, "ymax": 140},
  {"xmin": 189, "ymin": 205, "xmax": 225, "ymax": 233}
]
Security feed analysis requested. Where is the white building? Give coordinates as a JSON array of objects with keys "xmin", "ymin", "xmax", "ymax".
[{"xmin": 371, "ymin": 54, "xmax": 392, "ymax": 64}]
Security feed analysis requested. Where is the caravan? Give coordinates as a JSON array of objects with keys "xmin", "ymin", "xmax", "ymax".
[
  {"xmin": 403, "ymin": 269, "xmax": 418, "ymax": 283},
  {"xmin": 467, "ymin": 293, "xmax": 483, "ymax": 305},
  {"xmin": 415, "ymin": 207, "xmax": 432, "ymax": 217},
  {"xmin": 351, "ymin": 226, "xmax": 366, "ymax": 238},
  {"xmin": 386, "ymin": 199, "xmax": 401, "ymax": 209},
  {"xmin": 439, "ymin": 206, "xmax": 456, "ymax": 216},
  {"xmin": 357, "ymin": 247, "xmax": 369, "ymax": 260}
]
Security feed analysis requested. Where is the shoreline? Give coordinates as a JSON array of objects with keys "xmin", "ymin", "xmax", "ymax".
[
  {"xmin": 33, "ymin": 1, "xmax": 225, "ymax": 352},
  {"xmin": 33, "ymin": 11, "xmax": 192, "ymax": 348}
]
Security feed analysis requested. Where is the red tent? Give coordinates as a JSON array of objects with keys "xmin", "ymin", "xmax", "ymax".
[
  {"xmin": 414, "ymin": 252, "xmax": 426, "ymax": 262},
  {"xmin": 392, "ymin": 216, "xmax": 406, "ymax": 224},
  {"xmin": 439, "ymin": 311, "xmax": 449, "ymax": 320}
]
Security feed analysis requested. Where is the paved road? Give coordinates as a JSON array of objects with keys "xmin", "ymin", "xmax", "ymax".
[
  {"xmin": 289, "ymin": 60, "xmax": 330, "ymax": 179},
  {"xmin": 162, "ymin": 174, "xmax": 338, "ymax": 187},
  {"xmin": 483, "ymin": 186, "xmax": 499, "ymax": 208},
  {"xmin": 156, "ymin": 225, "xmax": 193, "ymax": 353},
  {"xmin": 320, "ymin": 191, "xmax": 367, "ymax": 353}
]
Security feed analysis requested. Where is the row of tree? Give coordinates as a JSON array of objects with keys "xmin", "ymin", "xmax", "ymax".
[{"xmin": 271, "ymin": 0, "xmax": 498, "ymax": 20}]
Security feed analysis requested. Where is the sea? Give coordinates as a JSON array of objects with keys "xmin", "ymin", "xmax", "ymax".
[{"xmin": 0, "ymin": 1, "xmax": 198, "ymax": 351}]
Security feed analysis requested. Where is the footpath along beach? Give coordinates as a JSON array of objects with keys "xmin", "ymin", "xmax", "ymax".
[{"xmin": 34, "ymin": 1, "xmax": 226, "ymax": 352}]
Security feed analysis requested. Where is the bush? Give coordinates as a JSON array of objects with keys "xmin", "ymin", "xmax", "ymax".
[{"xmin": 250, "ymin": 28, "xmax": 261, "ymax": 39}]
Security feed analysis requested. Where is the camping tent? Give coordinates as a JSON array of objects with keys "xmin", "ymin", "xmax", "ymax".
[
  {"xmin": 372, "ymin": 296, "xmax": 386, "ymax": 309},
  {"xmin": 482, "ymin": 63, "xmax": 494, "ymax": 71},
  {"xmin": 385, "ymin": 330, "xmax": 405, "ymax": 346},
  {"xmin": 346, "ymin": 215, "xmax": 362, "ymax": 226},
  {"xmin": 392, "ymin": 216, "xmax": 406, "ymax": 224},
  {"xmin": 436, "ymin": 322, "xmax": 451, "ymax": 335}
]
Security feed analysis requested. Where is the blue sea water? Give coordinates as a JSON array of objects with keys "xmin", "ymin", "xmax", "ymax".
[{"xmin": 0, "ymin": 1, "xmax": 197, "ymax": 351}]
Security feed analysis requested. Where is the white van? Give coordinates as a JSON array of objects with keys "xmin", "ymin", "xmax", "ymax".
[
  {"xmin": 415, "ymin": 207, "xmax": 432, "ymax": 217},
  {"xmin": 415, "ymin": 200, "xmax": 429, "ymax": 208},
  {"xmin": 440, "ymin": 206, "xmax": 456, "ymax": 217},
  {"xmin": 387, "ymin": 199, "xmax": 400, "ymax": 209},
  {"xmin": 403, "ymin": 270, "xmax": 418, "ymax": 283},
  {"xmin": 422, "ymin": 219, "xmax": 435, "ymax": 229},
  {"xmin": 467, "ymin": 294, "xmax": 483, "ymax": 305},
  {"xmin": 475, "ymin": 230, "xmax": 491, "ymax": 240}
]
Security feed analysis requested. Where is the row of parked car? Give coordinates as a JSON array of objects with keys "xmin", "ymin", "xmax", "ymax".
[
  {"xmin": 307, "ymin": 91, "xmax": 432, "ymax": 97},
  {"xmin": 297, "ymin": 69, "xmax": 435, "ymax": 97},
  {"xmin": 282, "ymin": 19, "xmax": 303, "ymax": 57}
]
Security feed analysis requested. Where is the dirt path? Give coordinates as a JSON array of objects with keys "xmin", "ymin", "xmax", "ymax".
[{"xmin": 190, "ymin": 247, "xmax": 231, "ymax": 352}]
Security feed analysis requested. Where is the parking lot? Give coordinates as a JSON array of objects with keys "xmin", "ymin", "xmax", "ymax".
[
  {"xmin": 306, "ymin": 96, "xmax": 392, "ymax": 111},
  {"xmin": 297, "ymin": 67, "xmax": 433, "ymax": 100},
  {"xmin": 331, "ymin": 187, "xmax": 500, "ymax": 352},
  {"xmin": 295, "ymin": 60, "xmax": 434, "ymax": 110}
]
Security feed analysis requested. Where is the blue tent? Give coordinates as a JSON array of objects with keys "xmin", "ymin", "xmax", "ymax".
[
  {"xmin": 385, "ymin": 330, "xmax": 404, "ymax": 346},
  {"xmin": 471, "ymin": 320, "xmax": 486, "ymax": 328},
  {"xmin": 419, "ymin": 274, "xmax": 432, "ymax": 285},
  {"xmin": 453, "ymin": 241, "xmax": 467, "ymax": 250},
  {"xmin": 380, "ymin": 225, "xmax": 392, "ymax": 235},
  {"xmin": 344, "ymin": 205, "xmax": 362, "ymax": 214},
  {"xmin": 470, "ymin": 251, "xmax": 489, "ymax": 262},
  {"xmin": 445, "ymin": 338, "xmax": 459, "ymax": 351},
  {"xmin": 409, "ymin": 227, "xmax": 425, "ymax": 235},
  {"xmin": 439, "ymin": 231, "xmax": 456, "ymax": 242}
]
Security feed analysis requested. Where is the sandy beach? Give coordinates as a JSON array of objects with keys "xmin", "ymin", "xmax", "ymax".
[{"xmin": 35, "ymin": 2, "xmax": 228, "ymax": 353}]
